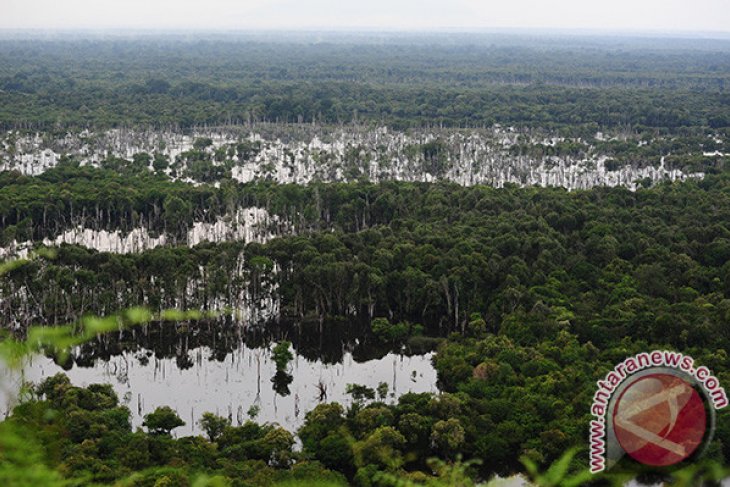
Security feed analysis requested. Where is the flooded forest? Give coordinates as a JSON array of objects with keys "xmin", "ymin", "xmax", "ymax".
[{"xmin": 1, "ymin": 32, "xmax": 730, "ymax": 486}]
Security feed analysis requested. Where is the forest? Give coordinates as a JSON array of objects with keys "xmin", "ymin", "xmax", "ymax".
[
  {"xmin": 1, "ymin": 34, "xmax": 730, "ymax": 131},
  {"xmin": 1, "ymin": 32, "xmax": 730, "ymax": 486},
  {"xmin": 1, "ymin": 165, "xmax": 730, "ymax": 485}
]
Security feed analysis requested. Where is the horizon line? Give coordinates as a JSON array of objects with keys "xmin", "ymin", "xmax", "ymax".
[{"xmin": 0, "ymin": 26, "xmax": 729, "ymax": 39}]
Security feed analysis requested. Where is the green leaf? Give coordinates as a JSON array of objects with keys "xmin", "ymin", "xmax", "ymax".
[{"xmin": 124, "ymin": 307, "xmax": 153, "ymax": 325}]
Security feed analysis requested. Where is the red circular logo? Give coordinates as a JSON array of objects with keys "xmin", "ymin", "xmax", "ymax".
[{"xmin": 613, "ymin": 373, "xmax": 706, "ymax": 467}]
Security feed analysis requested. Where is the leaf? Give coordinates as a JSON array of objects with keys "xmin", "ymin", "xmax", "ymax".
[
  {"xmin": 0, "ymin": 258, "xmax": 29, "ymax": 277},
  {"xmin": 124, "ymin": 307, "xmax": 153, "ymax": 325},
  {"xmin": 542, "ymin": 447, "xmax": 579, "ymax": 484},
  {"xmin": 0, "ymin": 339, "xmax": 30, "ymax": 369},
  {"xmin": 82, "ymin": 315, "xmax": 120, "ymax": 335},
  {"xmin": 159, "ymin": 309, "xmax": 186, "ymax": 321},
  {"xmin": 519, "ymin": 455, "xmax": 540, "ymax": 478}
]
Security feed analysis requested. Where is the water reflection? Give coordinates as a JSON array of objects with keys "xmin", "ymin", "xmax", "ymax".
[
  {"xmin": 64, "ymin": 317, "xmax": 431, "ymax": 367},
  {"xmin": 1, "ymin": 320, "xmax": 439, "ymax": 436}
]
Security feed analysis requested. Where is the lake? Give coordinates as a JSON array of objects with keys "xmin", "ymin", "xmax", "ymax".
[{"xmin": 0, "ymin": 321, "xmax": 439, "ymax": 436}]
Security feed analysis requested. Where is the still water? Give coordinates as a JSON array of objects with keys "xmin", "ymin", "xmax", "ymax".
[{"xmin": 0, "ymin": 321, "xmax": 439, "ymax": 436}]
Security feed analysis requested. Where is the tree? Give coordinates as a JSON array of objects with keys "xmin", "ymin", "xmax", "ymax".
[
  {"xmin": 271, "ymin": 341, "xmax": 293, "ymax": 372},
  {"xmin": 132, "ymin": 153, "xmax": 152, "ymax": 172},
  {"xmin": 260, "ymin": 427, "xmax": 295, "ymax": 467},
  {"xmin": 272, "ymin": 370, "xmax": 294, "ymax": 396},
  {"xmin": 143, "ymin": 406, "xmax": 185, "ymax": 435},
  {"xmin": 346, "ymin": 384, "xmax": 376, "ymax": 403},
  {"xmin": 353, "ymin": 426, "xmax": 406, "ymax": 470},
  {"xmin": 376, "ymin": 382, "xmax": 389, "ymax": 401},
  {"xmin": 317, "ymin": 432, "xmax": 355, "ymax": 473},
  {"xmin": 430, "ymin": 418, "xmax": 465, "ymax": 457},
  {"xmin": 198, "ymin": 412, "xmax": 230, "ymax": 442},
  {"xmin": 193, "ymin": 137, "xmax": 213, "ymax": 150},
  {"xmin": 371, "ymin": 317, "xmax": 409, "ymax": 343},
  {"xmin": 163, "ymin": 195, "xmax": 192, "ymax": 237},
  {"xmin": 298, "ymin": 403, "xmax": 346, "ymax": 454},
  {"xmin": 153, "ymin": 153, "xmax": 169, "ymax": 172}
]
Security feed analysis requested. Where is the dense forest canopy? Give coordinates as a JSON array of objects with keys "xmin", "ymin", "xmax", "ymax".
[
  {"xmin": 0, "ymin": 33, "xmax": 729, "ymax": 130},
  {"xmin": 2, "ymin": 164, "xmax": 730, "ymax": 336}
]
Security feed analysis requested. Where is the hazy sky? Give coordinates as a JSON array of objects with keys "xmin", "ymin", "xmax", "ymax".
[{"xmin": 2, "ymin": 0, "xmax": 729, "ymax": 33}]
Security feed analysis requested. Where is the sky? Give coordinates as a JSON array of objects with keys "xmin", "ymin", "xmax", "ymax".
[{"xmin": 1, "ymin": 0, "xmax": 729, "ymax": 34}]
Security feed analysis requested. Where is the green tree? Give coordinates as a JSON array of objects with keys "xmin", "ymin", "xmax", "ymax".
[
  {"xmin": 271, "ymin": 341, "xmax": 293, "ymax": 372},
  {"xmin": 430, "ymin": 418, "xmax": 465, "ymax": 457},
  {"xmin": 198, "ymin": 412, "xmax": 230, "ymax": 442},
  {"xmin": 353, "ymin": 426, "xmax": 406, "ymax": 470},
  {"xmin": 143, "ymin": 406, "xmax": 185, "ymax": 435}
]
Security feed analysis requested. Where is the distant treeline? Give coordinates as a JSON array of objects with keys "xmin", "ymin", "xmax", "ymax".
[{"xmin": 0, "ymin": 38, "xmax": 729, "ymax": 131}]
